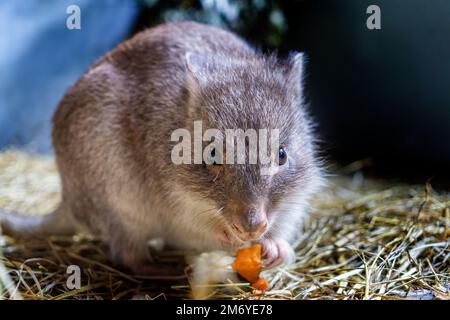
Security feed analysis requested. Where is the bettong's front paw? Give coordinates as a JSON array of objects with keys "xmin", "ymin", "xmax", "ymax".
[{"xmin": 260, "ymin": 238, "xmax": 295, "ymax": 269}]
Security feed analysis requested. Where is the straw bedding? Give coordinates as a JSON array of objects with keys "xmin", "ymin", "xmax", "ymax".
[{"xmin": 0, "ymin": 150, "xmax": 448, "ymax": 300}]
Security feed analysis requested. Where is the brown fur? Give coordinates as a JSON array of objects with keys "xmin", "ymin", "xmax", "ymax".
[{"xmin": 1, "ymin": 22, "xmax": 324, "ymax": 274}]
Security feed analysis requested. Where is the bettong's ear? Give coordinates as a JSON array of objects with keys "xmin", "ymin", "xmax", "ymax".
[
  {"xmin": 185, "ymin": 52, "xmax": 208, "ymax": 85},
  {"xmin": 185, "ymin": 52, "xmax": 201, "ymax": 73},
  {"xmin": 184, "ymin": 52, "xmax": 208, "ymax": 118},
  {"xmin": 285, "ymin": 52, "xmax": 305, "ymax": 98}
]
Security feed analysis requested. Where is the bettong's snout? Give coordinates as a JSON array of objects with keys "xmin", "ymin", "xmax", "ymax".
[{"xmin": 231, "ymin": 206, "xmax": 268, "ymax": 241}]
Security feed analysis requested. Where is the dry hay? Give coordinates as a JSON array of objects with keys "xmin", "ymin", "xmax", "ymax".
[{"xmin": 0, "ymin": 150, "xmax": 449, "ymax": 300}]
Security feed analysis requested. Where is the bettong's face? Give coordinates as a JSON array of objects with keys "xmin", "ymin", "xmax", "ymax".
[{"xmin": 171, "ymin": 52, "xmax": 319, "ymax": 247}]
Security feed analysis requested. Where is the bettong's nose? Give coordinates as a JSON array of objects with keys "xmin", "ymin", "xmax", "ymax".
[{"xmin": 232, "ymin": 209, "xmax": 268, "ymax": 241}]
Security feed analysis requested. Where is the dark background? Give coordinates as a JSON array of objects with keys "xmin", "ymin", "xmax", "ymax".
[{"xmin": 1, "ymin": 0, "xmax": 449, "ymax": 185}]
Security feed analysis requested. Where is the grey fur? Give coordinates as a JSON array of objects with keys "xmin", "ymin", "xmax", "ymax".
[{"xmin": 0, "ymin": 22, "xmax": 324, "ymax": 273}]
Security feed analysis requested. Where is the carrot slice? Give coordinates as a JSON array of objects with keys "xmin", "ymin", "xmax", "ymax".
[
  {"xmin": 252, "ymin": 277, "xmax": 269, "ymax": 291},
  {"xmin": 232, "ymin": 244, "xmax": 262, "ymax": 283},
  {"xmin": 232, "ymin": 244, "xmax": 270, "ymax": 291}
]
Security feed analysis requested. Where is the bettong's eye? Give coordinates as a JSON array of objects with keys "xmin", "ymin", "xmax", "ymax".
[
  {"xmin": 208, "ymin": 148, "xmax": 221, "ymax": 165},
  {"xmin": 278, "ymin": 146, "xmax": 288, "ymax": 166},
  {"xmin": 211, "ymin": 148, "xmax": 217, "ymax": 165}
]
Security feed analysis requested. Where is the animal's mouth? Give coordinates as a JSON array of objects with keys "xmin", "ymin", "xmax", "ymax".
[
  {"xmin": 216, "ymin": 222, "xmax": 268, "ymax": 250},
  {"xmin": 215, "ymin": 224, "xmax": 246, "ymax": 249},
  {"xmin": 228, "ymin": 224, "xmax": 252, "ymax": 243},
  {"xmin": 228, "ymin": 224, "xmax": 253, "ymax": 242}
]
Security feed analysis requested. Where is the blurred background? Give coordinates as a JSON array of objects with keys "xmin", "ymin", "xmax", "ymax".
[{"xmin": 1, "ymin": 0, "xmax": 449, "ymax": 186}]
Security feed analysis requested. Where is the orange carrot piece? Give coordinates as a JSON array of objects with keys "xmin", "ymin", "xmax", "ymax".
[
  {"xmin": 232, "ymin": 244, "xmax": 262, "ymax": 283},
  {"xmin": 252, "ymin": 277, "xmax": 269, "ymax": 291}
]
